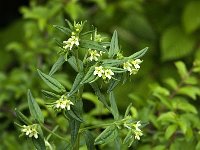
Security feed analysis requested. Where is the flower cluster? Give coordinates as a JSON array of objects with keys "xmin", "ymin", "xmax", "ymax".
[
  {"xmin": 94, "ymin": 66, "xmax": 114, "ymax": 80},
  {"xmin": 123, "ymin": 59, "xmax": 142, "ymax": 75},
  {"xmin": 88, "ymin": 49, "xmax": 103, "ymax": 61},
  {"xmin": 21, "ymin": 124, "xmax": 39, "ymax": 139},
  {"xmin": 124, "ymin": 121, "xmax": 143, "ymax": 140},
  {"xmin": 53, "ymin": 95, "xmax": 74, "ymax": 111}
]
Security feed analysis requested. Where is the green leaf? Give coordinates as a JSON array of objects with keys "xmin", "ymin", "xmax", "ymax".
[
  {"xmin": 81, "ymin": 66, "xmax": 96, "ymax": 84},
  {"xmin": 123, "ymin": 130, "xmax": 133, "ymax": 145},
  {"xmin": 172, "ymin": 98, "xmax": 197, "ymax": 114},
  {"xmin": 109, "ymin": 92, "xmax": 119, "ymax": 120},
  {"xmin": 68, "ymin": 72, "xmax": 84, "ymax": 97},
  {"xmin": 84, "ymin": 130, "xmax": 95, "ymax": 150},
  {"xmin": 68, "ymin": 56, "xmax": 83, "ymax": 72},
  {"xmin": 90, "ymin": 82, "xmax": 110, "ymax": 110},
  {"xmin": 15, "ymin": 108, "xmax": 32, "ymax": 125},
  {"xmin": 95, "ymin": 125, "xmax": 118, "ymax": 145},
  {"xmin": 165, "ymin": 124, "xmax": 177, "ymax": 139},
  {"xmin": 41, "ymin": 90, "xmax": 60, "ymax": 99},
  {"xmin": 124, "ymin": 103, "xmax": 132, "ymax": 117},
  {"xmin": 108, "ymin": 67, "xmax": 126, "ymax": 73},
  {"xmin": 164, "ymin": 78, "xmax": 178, "ymax": 90},
  {"xmin": 67, "ymin": 108, "xmax": 84, "ymax": 123},
  {"xmin": 37, "ymin": 69, "xmax": 66, "ymax": 93},
  {"xmin": 107, "ymin": 74, "xmax": 122, "ymax": 92},
  {"xmin": 127, "ymin": 47, "xmax": 148, "ymax": 59},
  {"xmin": 32, "ymin": 134, "xmax": 46, "ymax": 150},
  {"xmin": 161, "ymin": 26, "xmax": 195, "ymax": 61},
  {"xmin": 53, "ymin": 25, "xmax": 71, "ymax": 36},
  {"xmin": 157, "ymin": 112, "xmax": 176, "ymax": 123},
  {"xmin": 109, "ymin": 30, "xmax": 119, "ymax": 58},
  {"xmin": 182, "ymin": 1, "xmax": 200, "ymax": 33},
  {"xmin": 69, "ymin": 119, "xmax": 81, "ymax": 145},
  {"xmin": 27, "ymin": 90, "xmax": 44, "ymax": 123},
  {"xmin": 65, "ymin": 19, "xmax": 73, "ymax": 30},
  {"xmin": 178, "ymin": 86, "xmax": 200, "ymax": 100},
  {"xmin": 49, "ymin": 56, "xmax": 66, "ymax": 76},
  {"xmin": 175, "ymin": 61, "xmax": 188, "ymax": 79},
  {"xmin": 80, "ymin": 40, "xmax": 107, "ymax": 52}
]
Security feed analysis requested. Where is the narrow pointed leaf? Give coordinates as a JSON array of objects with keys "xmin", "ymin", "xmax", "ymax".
[
  {"xmin": 109, "ymin": 92, "xmax": 119, "ymax": 120},
  {"xmin": 70, "ymin": 119, "xmax": 81, "ymax": 145},
  {"xmin": 80, "ymin": 40, "xmax": 107, "ymax": 52},
  {"xmin": 68, "ymin": 72, "xmax": 84, "ymax": 97},
  {"xmin": 37, "ymin": 69, "xmax": 66, "ymax": 93},
  {"xmin": 49, "ymin": 56, "xmax": 66, "ymax": 76},
  {"xmin": 124, "ymin": 103, "xmax": 132, "ymax": 117},
  {"xmin": 27, "ymin": 90, "xmax": 44, "ymax": 123},
  {"xmin": 41, "ymin": 90, "xmax": 60, "ymax": 99},
  {"xmin": 67, "ymin": 108, "xmax": 84, "ymax": 123},
  {"xmin": 109, "ymin": 30, "xmax": 119, "ymax": 58},
  {"xmin": 53, "ymin": 25, "xmax": 71, "ymax": 36},
  {"xmin": 15, "ymin": 108, "xmax": 32, "ymax": 125},
  {"xmin": 81, "ymin": 66, "xmax": 96, "ymax": 84},
  {"xmin": 128, "ymin": 47, "xmax": 148, "ymax": 59},
  {"xmin": 84, "ymin": 130, "xmax": 95, "ymax": 150},
  {"xmin": 32, "ymin": 134, "xmax": 46, "ymax": 150},
  {"xmin": 94, "ymin": 125, "xmax": 118, "ymax": 145},
  {"xmin": 68, "ymin": 56, "xmax": 83, "ymax": 72}
]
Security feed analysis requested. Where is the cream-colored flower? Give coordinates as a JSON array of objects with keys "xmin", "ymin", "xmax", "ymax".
[
  {"xmin": 131, "ymin": 59, "xmax": 142, "ymax": 69},
  {"xmin": 63, "ymin": 35, "xmax": 79, "ymax": 50},
  {"xmin": 135, "ymin": 121, "xmax": 142, "ymax": 131},
  {"xmin": 21, "ymin": 124, "xmax": 39, "ymax": 139},
  {"xmin": 134, "ymin": 130, "xmax": 143, "ymax": 140},
  {"xmin": 123, "ymin": 62, "xmax": 132, "ymax": 72},
  {"xmin": 88, "ymin": 50, "xmax": 101, "ymax": 61},
  {"xmin": 54, "ymin": 95, "xmax": 74, "ymax": 110},
  {"xmin": 94, "ymin": 66, "xmax": 104, "ymax": 77},
  {"xmin": 104, "ymin": 69, "xmax": 114, "ymax": 79},
  {"xmin": 74, "ymin": 22, "xmax": 82, "ymax": 32}
]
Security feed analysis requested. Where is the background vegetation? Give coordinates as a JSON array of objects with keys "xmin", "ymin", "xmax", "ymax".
[{"xmin": 0, "ymin": 0, "xmax": 200, "ymax": 149}]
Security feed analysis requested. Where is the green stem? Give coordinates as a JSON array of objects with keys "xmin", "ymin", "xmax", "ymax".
[{"xmin": 40, "ymin": 124, "xmax": 68, "ymax": 141}]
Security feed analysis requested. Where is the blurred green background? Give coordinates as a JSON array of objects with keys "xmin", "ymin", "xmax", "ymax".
[{"xmin": 0, "ymin": 0, "xmax": 200, "ymax": 149}]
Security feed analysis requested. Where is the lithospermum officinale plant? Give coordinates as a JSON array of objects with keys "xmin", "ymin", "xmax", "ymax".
[{"xmin": 15, "ymin": 20, "xmax": 148, "ymax": 149}]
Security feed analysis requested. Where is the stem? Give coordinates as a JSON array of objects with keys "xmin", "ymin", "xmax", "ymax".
[
  {"xmin": 40, "ymin": 124, "xmax": 68, "ymax": 141},
  {"xmin": 79, "ymin": 123, "xmax": 114, "ymax": 133}
]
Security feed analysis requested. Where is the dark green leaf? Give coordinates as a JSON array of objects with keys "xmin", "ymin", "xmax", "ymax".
[
  {"xmin": 68, "ymin": 56, "xmax": 83, "ymax": 72},
  {"xmin": 94, "ymin": 125, "xmax": 118, "ymax": 145},
  {"xmin": 27, "ymin": 90, "xmax": 44, "ymax": 123},
  {"xmin": 70, "ymin": 119, "xmax": 81, "ymax": 145},
  {"xmin": 53, "ymin": 25, "xmax": 71, "ymax": 36},
  {"xmin": 37, "ymin": 69, "xmax": 66, "ymax": 93},
  {"xmin": 124, "ymin": 103, "xmax": 132, "ymax": 117},
  {"xmin": 15, "ymin": 108, "xmax": 32, "ymax": 125},
  {"xmin": 67, "ymin": 108, "xmax": 84, "ymax": 122},
  {"xmin": 84, "ymin": 130, "xmax": 95, "ymax": 150},
  {"xmin": 81, "ymin": 66, "xmax": 96, "ymax": 84},
  {"xmin": 41, "ymin": 90, "xmax": 60, "ymax": 99},
  {"xmin": 109, "ymin": 30, "xmax": 119, "ymax": 58},
  {"xmin": 109, "ymin": 92, "xmax": 119, "ymax": 120},
  {"xmin": 49, "ymin": 56, "xmax": 66, "ymax": 76},
  {"xmin": 127, "ymin": 47, "xmax": 148, "ymax": 59},
  {"xmin": 90, "ymin": 82, "xmax": 110, "ymax": 110},
  {"xmin": 107, "ymin": 74, "xmax": 122, "ymax": 92},
  {"xmin": 32, "ymin": 134, "xmax": 46, "ymax": 150},
  {"xmin": 80, "ymin": 40, "xmax": 107, "ymax": 52},
  {"xmin": 65, "ymin": 19, "xmax": 73, "ymax": 30},
  {"xmin": 68, "ymin": 72, "xmax": 84, "ymax": 97}
]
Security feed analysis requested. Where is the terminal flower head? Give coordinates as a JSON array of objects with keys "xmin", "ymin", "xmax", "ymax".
[
  {"xmin": 134, "ymin": 130, "xmax": 143, "ymax": 140},
  {"xmin": 131, "ymin": 59, "xmax": 142, "ymax": 69},
  {"xmin": 63, "ymin": 35, "xmax": 79, "ymax": 50},
  {"xmin": 94, "ymin": 66, "xmax": 104, "ymax": 77},
  {"xmin": 54, "ymin": 95, "xmax": 74, "ymax": 110},
  {"xmin": 104, "ymin": 69, "xmax": 114, "ymax": 79},
  {"xmin": 21, "ymin": 124, "xmax": 39, "ymax": 139},
  {"xmin": 123, "ymin": 62, "xmax": 132, "ymax": 72},
  {"xmin": 134, "ymin": 121, "xmax": 142, "ymax": 131},
  {"xmin": 88, "ymin": 50, "xmax": 101, "ymax": 61},
  {"xmin": 74, "ymin": 22, "xmax": 82, "ymax": 32}
]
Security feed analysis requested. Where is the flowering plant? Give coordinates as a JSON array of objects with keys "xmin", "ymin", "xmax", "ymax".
[{"xmin": 15, "ymin": 20, "xmax": 148, "ymax": 150}]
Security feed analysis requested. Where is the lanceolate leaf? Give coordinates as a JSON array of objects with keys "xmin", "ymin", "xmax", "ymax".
[
  {"xmin": 128, "ymin": 47, "xmax": 148, "ymax": 59},
  {"xmin": 109, "ymin": 92, "xmax": 119, "ymax": 120},
  {"xmin": 41, "ymin": 90, "xmax": 60, "ymax": 99},
  {"xmin": 67, "ymin": 108, "xmax": 84, "ymax": 123},
  {"xmin": 15, "ymin": 108, "xmax": 32, "ymax": 125},
  {"xmin": 27, "ymin": 90, "xmax": 44, "ymax": 123},
  {"xmin": 109, "ymin": 30, "xmax": 119, "ymax": 58},
  {"xmin": 80, "ymin": 40, "xmax": 107, "ymax": 52},
  {"xmin": 94, "ymin": 125, "xmax": 118, "ymax": 145},
  {"xmin": 70, "ymin": 119, "xmax": 81, "ymax": 145},
  {"xmin": 81, "ymin": 66, "xmax": 96, "ymax": 84},
  {"xmin": 32, "ymin": 134, "xmax": 46, "ymax": 150},
  {"xmin": 107, "ymin": 74, "xmax": 122, "ymax": 92},
  {"xmin": 68, "ymin": 72, "xmax": 84, "ymax": 97},
  {"xmin": 49, "ymin": 56, "xmax": 66, "ymax": 76},
  {"xmin": 53, "ymin": 25, "xmax": 71, "ymax": 36},
  {"xmin": 84, "ymin": 130, "xmax": 95, "ymax": 150},
  {"xmin": 90, "ymin": 83, "xmax": 110, "ymax": 110},
  {"xmin": 37, "ymin": 69, "xmax": 66, "ymax": 93},
  {"xmin": 68, "ymin": 56, "xmax": 83, "ymax": 72}
]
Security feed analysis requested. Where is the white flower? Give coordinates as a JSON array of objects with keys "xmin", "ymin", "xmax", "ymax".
[
  {"xmin": 130, "ymin": 68, "xmax": 138, "ymax": 75},
  {"xmin": 88, "ymin": 50, "xmax": 101, "ymax": 61},
  {"xmin": 134, "ymin": 130, "xmax": 143, "ymax": 140},
  {"xmin": 135, "ymin": 121, "xmax": 142, "ymax": 131},
  {"xmin": 94, "ymin": 66, "xmax": 104, "ymax": 77},
  {"xmin": 104, "ymin": 69, "xmax": 114, "ymax": 79},
  {"xmin": 54, "ymin": 95, "xmax": 74, "ymax": 110},
  {"xmin": 63, "ymin": 35, "xmax": 79, "ymax": 50},
  {"xmin": 131, "ymin": 59, "xmax": 142, "ymax": 69},
  {"xmin": 123, "ymin": 62, "xmax": 132, "ymax": 72},
  {"xmin": 21, "ymin": 124, "xmax": 39, "ymax": 139}
]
